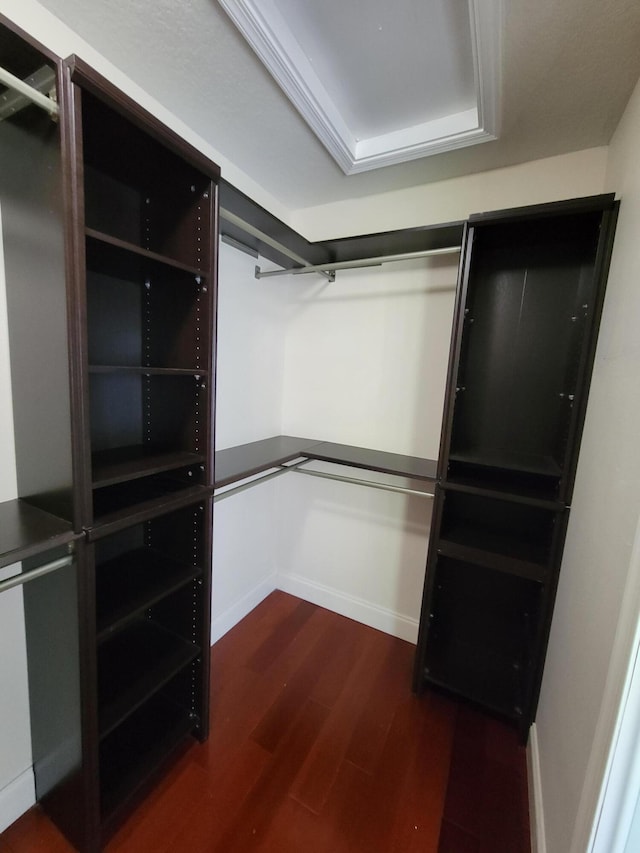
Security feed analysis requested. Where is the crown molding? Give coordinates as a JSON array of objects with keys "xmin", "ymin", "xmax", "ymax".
[{"xmin": 219, "ymin": 0, "xmax": 502, "ymax": 174}]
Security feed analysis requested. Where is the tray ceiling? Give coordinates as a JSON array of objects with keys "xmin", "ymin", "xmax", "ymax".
[
  {"xmin": 218, "ymin": 0, "xmax": 501, "ymax": 173},
  {"xmin": 22, "ymin": 0, "xmax": 640, "ymax": 212}
]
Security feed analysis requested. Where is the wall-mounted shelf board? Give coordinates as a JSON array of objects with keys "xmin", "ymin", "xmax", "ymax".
[
  {"xmin": 0, "ymin": 499, "xmax": 80, "ymax": 569},
  {"xmin": 306, "ymin": 442, "xmax": 437, "ymax": 481},
  {"xmin": 219, "ymin": 178, "xmax": 465, "ymax": 271},
  {"xmin": 214, "ymin": 435, "xmax": 319, "ymax": 487},
  {"xmin": 87, "ymin": 483, "xmax": 211, "ymax": 541},
  {"xmin": 214, "ymin": 435, "xmax": 438, "ymax": 490}
]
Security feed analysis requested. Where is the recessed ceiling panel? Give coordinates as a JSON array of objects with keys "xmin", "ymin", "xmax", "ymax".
[{"xmin": 218, "ymin": 0, "xmax": 501, "ymax": 174}]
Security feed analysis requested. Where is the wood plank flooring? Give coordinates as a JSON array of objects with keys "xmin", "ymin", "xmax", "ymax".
[{"xmin": 1, "ymin": 591, "xmax": 531, "ymax": 852}]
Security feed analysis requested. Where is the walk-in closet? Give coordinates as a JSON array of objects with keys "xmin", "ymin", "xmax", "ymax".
[{"xmin": 1, "ymin": 7, "xmax": 635, "ymax": 853}]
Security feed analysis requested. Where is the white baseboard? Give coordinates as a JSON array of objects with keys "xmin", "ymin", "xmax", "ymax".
[
  {"xmin": 211, "ymin": 574, "xmax": 277, "ymax": 644},
  {"xmin": 0, "ymin": 767, "xmax": 35, "ymax": 834},
  {"xmin": 276, "ymin": 573, "xmax": 419, "ymax": 643},
  {"xmin": 528, "ymin": 723, "xmax": 547, "ymax": 853}
]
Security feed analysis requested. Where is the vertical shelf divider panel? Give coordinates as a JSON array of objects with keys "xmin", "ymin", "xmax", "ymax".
[
  {"xmin": 414, "ymin": 195, "xmax": 619, "ymax": 740},
  {"xmin": 57, "ymin": 55, "xmax": 218, "ymax": 849}
]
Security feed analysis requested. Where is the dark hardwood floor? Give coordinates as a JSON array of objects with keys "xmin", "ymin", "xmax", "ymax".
[{"xmin": 1, "ymin": 591, "xmax": 530, "ymax": 852}]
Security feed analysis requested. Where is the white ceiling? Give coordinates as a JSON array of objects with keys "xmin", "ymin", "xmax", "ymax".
[
  {"xmin": 217, "ymin": 0, "xmax": 500, "ymax": 174},
  {"xmin": 270, "ymin": 0, "xmax": 476, "ymax": 137},
  {"xmin": 29, "ymin": 0, "xmax": 640, "ymax": 212}
]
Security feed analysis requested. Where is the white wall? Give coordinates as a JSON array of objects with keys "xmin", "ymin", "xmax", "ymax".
[
  {"xmin": 273, "ymin": 255, "xmax": 458, "ymax": 639},
  {"xmin": 534, "ymin": 75, "xmax": 640, "ymax": 853},
  {"xmin": 0, "ymin": 209, "xmax": 35, "ymax": 831},
  {"xmin": 292, "ymin": 147, "xmax": 609, "ymax": 239},
  {"xmin": 211, "ymin": 242, "xmax": 292, "ymax": 641},
  {"xmin": 281, "ymin": 256, "xmax": 457, "ymax": 456},
  {"xmin": 215, "ymin": 243, "xmax": 290, "ymax": 450},
  {"xmin": 214, "ymin": 246, "xmax": 457, "ymax": 643},
  {"xmin": 276, "ymin": 467, "xmax": 434, "ymax": 641}
]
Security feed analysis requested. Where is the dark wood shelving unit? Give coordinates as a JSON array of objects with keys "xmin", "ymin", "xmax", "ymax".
[
  {"xmin": 414, "ymin": 195, "xmax": 619, "ymax": 738},
  {"xmin": 3, "ymin": 51, "xmax": 221, "ymax": 851},
  {"xmin": 64, "ymin": 57, "xmax": 218, "ymax": 531}
]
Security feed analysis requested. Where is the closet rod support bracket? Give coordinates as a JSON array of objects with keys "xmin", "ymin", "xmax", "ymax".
[{"xmin": 254, "ymin": 265, "xmax": 335, "ymax": 282}]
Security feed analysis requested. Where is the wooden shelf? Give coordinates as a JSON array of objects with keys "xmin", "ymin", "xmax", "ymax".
[
  {"xmin": 304, "ymin": 441, "xmax": 437, "ymax": 482},
  {"xmin": 98, "ymin": 618, "xmax": 200, "ymax": 738},
  {"xmin": 438, "ymin": 521, "xmax": 549, "ymax": 565},
  {"xmin": 0, "ymin": 499, "xmax": 78, "ymax": 569},
  {"xmin": 89, "ymin": 365, "xmax": 207, "ymax": 377},
  {"xmin": 445, "ymin": 462, "xmax": 562, "ymax": 503},
  {"xmin": 96, "ymin": 548, "xmax": 202, "ymax": 639},
  {"xmin": 448, "ymin": 449, "xmax": 562, "ymax": 478},
  {"xmin": 86, "ymin": 228, "xmax": 205, "ymax": 278},
  {"xmin": 214, "ymin": 435, "xmax": 437, "ymax": 489},
  {"xmin": 438, "ymin": 491, "xmax": 558, "ymax": 571},
  {"xmin": 436, "ymin": 541, "xmax": 547, "ymax": 584},
  {"xmin": 214, "ymin": 435, "xmax": 319, "ymax": 488},
  {"xmin": 92, "ymin": 446, "xmax": 205, "ymax": 489},
  {"xmin": 90, "ymin": 482, "xmax": 210, "ymax": 540},
  {"xmin": 442, "ymin": 478, "xmax": 564, "ymax": 510}
]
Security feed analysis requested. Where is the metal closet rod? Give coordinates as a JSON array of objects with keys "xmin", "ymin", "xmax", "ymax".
[
  {"xmin": 213, "ymin": 459, "xmax": 309, "ymax": 503},
  {"xmin": 0, "ymin": 64, "xmax": 59, "ymax": 119},
  {"xmin": 254, "ymin": 245, "xmax": 461, "ymax": 280},
  {"xmin": 219, "ymin": 207, "xmax": 333, "ymax": 281},
  {"xmin": 290, "ymin": 465, "xmax": 435, "ymax": 499},
  {"xmin": 212, "ymin": 458, "xmax": 434, "ymax": 503},
  {"xmin": 0, "ymin": 554, "xmax": 73, "ymax": 595}
]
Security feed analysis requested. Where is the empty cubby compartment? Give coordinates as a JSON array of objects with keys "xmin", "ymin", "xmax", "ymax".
[
  {"xmin": 95, "ymin": 502, "xmax": 206, "ymax": 636},
  {"xmin": 86, "ymin": 241, "xmax": 209, "ymax": 370},
  {"xmin": 81, "ymin": 91, "xmax": 211, "ymax": 267},
  {"xmin": 90, "ymin": 371, "xmax": 207, "ymax": 454},
  {"xmin": 424, "ymin": 557, "xmax": 542, "ymax": 716},
  {"xmin": 439, "ymin": 490, "xmax": 560, "ymax": 566},
  {"xmin": 450, "ymin": 212, "xmax": 602, "ymax": 481}
]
